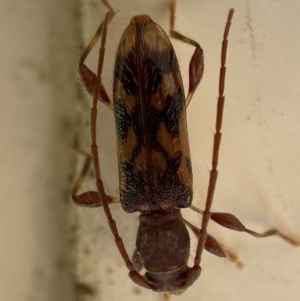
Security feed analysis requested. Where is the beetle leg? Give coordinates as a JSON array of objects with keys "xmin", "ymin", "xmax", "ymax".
[
  {"xmin": 190, "ymin": 203, "xmax": 299, "ymax": 250},
  {"xmin": 169, "ymin": 0, "xmax": 204, "ymax": 107},
  {"xmin": 184, "ymin": 218, "xmax": 243, "ymax": 267},
  {"xmin": 100, "ymin": 0, "xmax": 116, "ymax": 13},
  {"xmin": 132, "ymin": 249, "xmax": 144, "ymax": 273},
  {"xmin": 184, "ymin": 218, "xmax": 226, "ymax": 258},
  {"xmin": 210, "ymin": 211, "xmax": 300, "ymax": 247},
  {"xmin": 72, "ymin": 151, "xmax": 119, "ymax": 207},
  {"xmin": 74, "ymin": 1, "xmax": 118, "ymax": 204},
  {"xmin": 79, "ymin": 1, "xmax": 117, "ymax": 110}
]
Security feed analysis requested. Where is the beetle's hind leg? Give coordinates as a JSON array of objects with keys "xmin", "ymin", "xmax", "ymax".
[
  {"xmin": 169, "ymin": 0, "xmax": 204, "ymax": 107},
  {"xmin": 100, "ymin": 0, "xmax": 116, "ymax": 14},
  {"xmin": 79, "ymin": 0, "xmax": 117, "ymax": 110}
]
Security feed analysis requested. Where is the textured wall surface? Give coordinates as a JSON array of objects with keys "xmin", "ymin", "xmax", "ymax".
[{"xmin": 0, "ymin": 0, "xmax": 80, "ymax": 300}]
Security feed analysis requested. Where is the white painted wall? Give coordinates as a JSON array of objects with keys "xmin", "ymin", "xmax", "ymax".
[{"xmin": 0, "ymin": 0, "xmax": 79, "ymax": 300}]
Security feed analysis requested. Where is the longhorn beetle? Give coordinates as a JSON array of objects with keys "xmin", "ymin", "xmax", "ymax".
[{"xmin": 72, "ymin": 0, "xmax": 298, "ymax": 297}]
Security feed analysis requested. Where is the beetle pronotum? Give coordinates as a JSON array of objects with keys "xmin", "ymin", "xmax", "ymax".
[{"xmin": 72, "ymin": 0, "xmax": 299, "ymax": 297}]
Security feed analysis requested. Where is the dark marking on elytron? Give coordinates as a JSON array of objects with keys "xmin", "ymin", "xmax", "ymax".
[
  {"xmin": 113, "ymin": 15, "xmax": 192, "ymax": 213},
  {"xmin": 114, "ymin": 16, "xmax": 180, "ymax": 96},
  {"xmin": 114, "ymin": 46, "xmax": 179, "ymax": 95}
]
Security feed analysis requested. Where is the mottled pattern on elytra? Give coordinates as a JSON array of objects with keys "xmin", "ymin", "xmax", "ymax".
[{"xmin": 113, "ymin": 15, "xmax": 193, "ymax": 213}]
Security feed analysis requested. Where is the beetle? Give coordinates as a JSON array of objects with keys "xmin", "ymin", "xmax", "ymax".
[{"xmin": 72, "ymin": 0, "xmax": 298, "ymax": 296}]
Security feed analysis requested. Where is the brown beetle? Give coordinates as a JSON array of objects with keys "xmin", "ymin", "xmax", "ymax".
[{"xmin": 72, "ymin": 0, "xmax": 298, "ymax": 297}]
